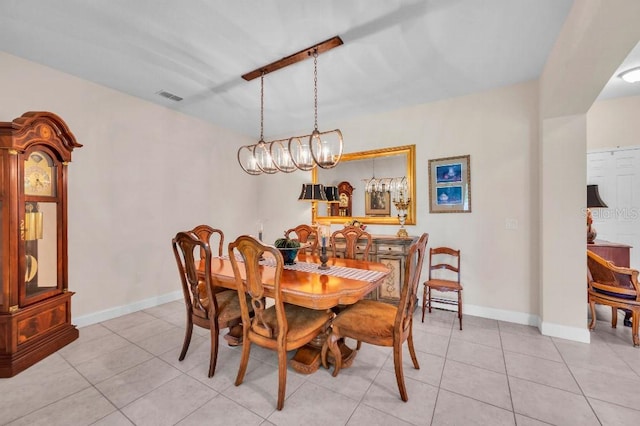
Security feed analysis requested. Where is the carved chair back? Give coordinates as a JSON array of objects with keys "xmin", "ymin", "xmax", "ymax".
[
  {"xmin": 172, "ymin": 231, "xmax": 215, "ymax": 321},
  {"xmin": 191, "ymin": 224, "xmax": 224, "ymax": 258},
  {"xmin": 330, "ymin": 225, "xmax": 373, "ymax": 260},
  {"xmin": 228, "ymin": 235, "xmax": 285, "ymax": 340},
  {"xmin": 396, "ymin": 233, "xmax": 429, "ymax": 335},
  {"xmin": 284, "ymin": 224, "xmax": 318, "ymax": 254}
]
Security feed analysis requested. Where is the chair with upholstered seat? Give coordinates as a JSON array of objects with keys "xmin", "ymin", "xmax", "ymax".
[
  {"xmin": 422, "ymin": 247, "xmax": 463, "ymax": 330},
  {"xmin": 330, "ymin": 225, "xmax": 373, "ymax": 260},
  {"xmin": 587, "ymin": 250, "xmax": 640, "ymax": 346},
  {"xmin": 229, "ymin": 235, "xmax": 334, "ymax": 410},
  {"xmin": 189, "ymin": 225, "xmax": 244, "ymax": 346},
  {"xmin": 172, "ymin": 230, "xmax": 245, "ymax": 377},
  {"xmin": 284, "ymin": 224, "xmax": 318, "ymax": 255},
  {"xmin": 321, "ymin": 233, "xmax": 428, "ymax": 402}
]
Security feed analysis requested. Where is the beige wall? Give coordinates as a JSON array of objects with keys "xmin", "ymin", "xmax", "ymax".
[
  {"xmin": 0, "ymin": 52, "xmax": 257, "ymax": 322},
  {"xmin": 2, "ymin": 1, "xmax": 640, "ymax": 338},
  {"xmin": 538, "ymin": 0, "xmax": 640, "ymax": 341},
  {"xmin": 588, "ymin": 95, "xmax": 640, "ymax": 150},
  {"xmin": 261, "ymin": 81, "xmax": 541, "ymax": 323}
]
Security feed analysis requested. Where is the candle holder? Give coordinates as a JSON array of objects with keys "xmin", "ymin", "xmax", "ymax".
[
  {"xmin": 319, "ymin": 245, "xmax": 330, "ymax": 270},
  {"xmin": 318, "ymin": 222, "xmax": 331, "ymax": 270},
  {"xmin": 393, "ymin": 197, "xmax": 411, "ymax": 238}
]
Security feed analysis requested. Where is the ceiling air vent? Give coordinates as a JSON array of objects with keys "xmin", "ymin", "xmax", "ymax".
[{"xmin": 156, "ymin": 90, "xmax": 183, "ymax": 102}]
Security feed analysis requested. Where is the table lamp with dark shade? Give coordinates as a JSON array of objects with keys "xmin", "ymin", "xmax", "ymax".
[
  {"xmin": 587, "ymin": 184, "xmax": 608, "ymax": 244},
  {"xmin": 298, "ymin": 183, "xmax": 328, "ymax": 202},
  {"xmin": 298, "ymin": 183, "xmax": 328, "ymax": 219}
]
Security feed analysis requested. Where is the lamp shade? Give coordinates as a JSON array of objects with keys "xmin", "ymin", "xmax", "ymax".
[
  {"xmin": 324, "ymin": 186, "xmax": 339, "ymax": 203},
  {"xmin": 298, "ymin": 183, "xmax": 328, "ymax": 202},
  {"xmin": 587, "ymin": 185, "xmax": 608, "ymax": 208}
]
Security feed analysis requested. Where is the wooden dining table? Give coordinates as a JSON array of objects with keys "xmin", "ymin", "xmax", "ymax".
[{"xmin": 198, "ymin": 252, "xmax": 391, "ymax": 373}]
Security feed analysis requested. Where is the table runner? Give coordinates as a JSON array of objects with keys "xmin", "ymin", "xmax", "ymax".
[{"xmin": 221, "ymin": 255, "xmax": 387, "ymax": 282}]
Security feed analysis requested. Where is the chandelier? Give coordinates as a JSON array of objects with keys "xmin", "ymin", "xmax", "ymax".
[{"xmin": 237, "ymin": 37, "xmax": 344, "ymax": 175}]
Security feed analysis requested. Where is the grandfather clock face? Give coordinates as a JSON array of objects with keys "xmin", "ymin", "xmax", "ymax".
[
  {"xmin": 339, "ymin": 192, "xmax": 349, "ymax": 207},
  {"xmin": 24, "ymin": 151, "xmax": 56, "ymax": 197}
]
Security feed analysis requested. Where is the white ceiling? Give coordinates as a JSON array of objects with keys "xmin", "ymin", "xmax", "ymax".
[{"xmin": 0, "ymin": 0, "xmax": 638, "ymax": 139}]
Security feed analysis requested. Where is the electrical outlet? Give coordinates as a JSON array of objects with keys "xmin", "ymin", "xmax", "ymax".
[{"xmin": 505, "ymin": 218, "xmax": 518, "ymax": 230}]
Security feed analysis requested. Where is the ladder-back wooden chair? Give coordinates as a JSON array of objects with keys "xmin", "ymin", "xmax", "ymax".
[
  {"xmin": 422, "ymin": 247, "xmax": 463, "ymax": 330},
  {"xmin": 587, "ymin": 250, "xmax": 640, "ymax": 346},
  {"xmin": 229, "ymin": 235, "xmax": 333, "ymax": 410},
  {"xmin": 172, "ymin": 230, "xmax": 244, "ymax": 377},
  {"xmin": 321, "ymin": 233, "xmax": 429, "ymax": 402}
]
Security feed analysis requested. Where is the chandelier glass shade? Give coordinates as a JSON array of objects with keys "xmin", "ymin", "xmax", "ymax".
[
  {"xmin": 309, "ymin": 129, "xmax": 343, "ymax": 169},
  {"xmin": 269, "ymin": 139, "xmax": 296, "ymax": 173},
  {"xmin": 288, "ymin": 136, "xmax": 315, "ymax": 171},
  {"xmin": 237, "ymin": 145, "xmax": 261, "ymax": 175},
  {"xmin": 253, "ymin": 141, "xmax": 278, "ymax": 174}
]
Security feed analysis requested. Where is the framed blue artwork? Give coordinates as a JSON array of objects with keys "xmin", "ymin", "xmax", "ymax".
[{"xmin": 428, "ymin": 155, "xmax": 471, "ymax": 213}]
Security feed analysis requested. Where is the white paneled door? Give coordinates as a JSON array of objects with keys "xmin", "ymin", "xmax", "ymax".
[{"xmin": 587, "ymin": 147, "xmax": 640, "ymax": 268}]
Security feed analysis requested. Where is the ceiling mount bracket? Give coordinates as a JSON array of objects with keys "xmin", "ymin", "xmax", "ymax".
[{"xmin": 241, "ymin": 36, "xmax": 343, "ymax": 81}]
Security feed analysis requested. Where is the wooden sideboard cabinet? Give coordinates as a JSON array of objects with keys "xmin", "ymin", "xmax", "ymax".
[
  {"xmin": 330, "ymin": 234, "xmax": 418, "ymax": 305},
  {"xmin": 587, "ymin": 240, "xmax": 631, "ymax": 267}
]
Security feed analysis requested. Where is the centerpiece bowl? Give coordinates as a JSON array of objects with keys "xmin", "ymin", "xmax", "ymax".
[{"xmin": 274, "ymin": 238, "xmax": 302, "ymax": 265}]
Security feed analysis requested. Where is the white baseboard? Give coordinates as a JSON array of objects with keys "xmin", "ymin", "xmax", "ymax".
[
  {"xmin": 73, "ymin": 290, "xmax": 183, "ymax": 328},
  {"xmin": 539, "ymin": 320, "xmax": 591, "ymax": 343},
  {"xmin": 429, "ymin": 300, "xmax": 590, "ymax": 343},
  {"xmin": 73, "ymin": 292, "xmax": 591, "ymax": 344},
  {"xmin": 430, "ymin": 300, "xmax": 538, "ymax": 326}
]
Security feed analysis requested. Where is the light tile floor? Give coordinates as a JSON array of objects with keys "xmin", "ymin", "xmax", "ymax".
[{"xmin": 1, "ymin": 302, "xmax": 640, "ymax": 425}]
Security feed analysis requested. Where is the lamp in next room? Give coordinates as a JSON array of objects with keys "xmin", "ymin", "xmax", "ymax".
[
  {"xmin": 587, "ymin": 184, "xmax": 608, "ymax": 244},
  {"xmin": 298, "ymin": 183, "xmax": 328, "ymax": 219}
]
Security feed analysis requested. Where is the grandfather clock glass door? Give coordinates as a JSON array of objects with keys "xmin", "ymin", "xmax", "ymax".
[{"xmin": 21, "ymin": 149, "xmax": 61, "ymax": 305}]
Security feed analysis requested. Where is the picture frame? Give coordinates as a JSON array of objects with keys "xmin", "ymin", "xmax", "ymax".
[
  {"xmin": 428, "ymin": 155, "xmax": 471, "ymax": 213},
  {"xmin": 364, "ymin": 190, "xmax": 391, "ymax": 216}
]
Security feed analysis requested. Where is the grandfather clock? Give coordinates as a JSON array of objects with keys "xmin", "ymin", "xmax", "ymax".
[
  {"xmin": 331, "ymin": 181, "xmax": 354, "ymax": 217},
  {"xmin": 0, "ymin": 112, "xmax": 82, "ymax": 377}
]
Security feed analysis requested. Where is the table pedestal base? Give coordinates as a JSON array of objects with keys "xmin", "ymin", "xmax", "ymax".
[
  {"xmin": 224, "ymin": 324, "xmax": 243, "ymax": 346},
  {"xmin": 289, "ymin": 338, "xmax": 358, "ymax": 374}
]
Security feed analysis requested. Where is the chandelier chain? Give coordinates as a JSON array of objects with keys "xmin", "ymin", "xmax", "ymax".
[
  {"xmin": 260, "ymin": 71, "xmax": 265, "ymax": 142},
  {"xmin": 313, "ymin": 49, "xmax": 318, "ymax": 131}
]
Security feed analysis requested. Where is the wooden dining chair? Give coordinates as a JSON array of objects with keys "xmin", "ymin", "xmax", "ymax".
[
  {"xmin": 229, "ymin": 235, "xmax": 333, "ymax": 410},
  {"xmin": 587, "ymin": 250, "xmax": 640, "ymax": 346},
  {"xmin": 330, "ymin": 225, "xmax": 373, "ymax": 260},
  {"xmin": 422, "ymin": 247, "xmax": 463, "ymax": 330},
  {"xmin": 191, "ymin": 224, "xmax": 224, "ymax": 258},
  {"xmin": 284, "ymin": 224, "xmax": 318, "ymax": 254},
  {"xmin": 321, "ymin": 233, "xmax": 429, "ymax": 402},
  {"xmin": 172, "ymin": 230, "xmax": 244, "ymax": 377}
]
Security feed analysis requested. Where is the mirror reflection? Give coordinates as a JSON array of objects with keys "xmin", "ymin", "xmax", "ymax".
[{"xmin": 312, "ymin": 145, "xmax": 416, "ymax": 225}]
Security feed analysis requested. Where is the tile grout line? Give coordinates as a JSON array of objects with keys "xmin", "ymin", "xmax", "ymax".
[{"xmin": 428, "ymin": 310, "xmax": 454, "ymax": 426}]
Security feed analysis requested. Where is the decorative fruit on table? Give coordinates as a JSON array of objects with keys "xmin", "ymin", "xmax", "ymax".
[{"xmin": 274, "ymin": 237, "xmax": 301, "ymax": 265}]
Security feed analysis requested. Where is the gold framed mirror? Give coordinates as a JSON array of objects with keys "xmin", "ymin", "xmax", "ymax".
[{"xmin": 312, "ymin": 144, "xmax": 416, "ymax": 225}]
